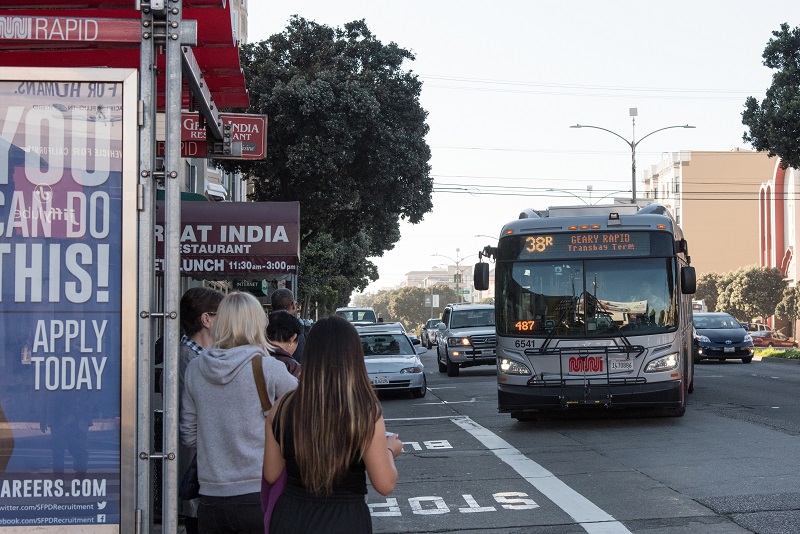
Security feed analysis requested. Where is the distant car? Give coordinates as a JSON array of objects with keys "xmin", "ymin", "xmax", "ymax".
[
  {"xmin": 750, "ymin": 330, "xmax": 797, "ymax": 348},
  {"xmin": 335, "ymin": 307, "xmax": 378, "ymax": 325},
  {"xmin": 693, "ymin": 312, "xmax": 754, "ymax": 364},
  {"xmin": 421, "ymin": 318, "xmax": 441, "ymax": 349},
  {"xmin": 356, "ymin": 322, "xmax": 427, "ymax": 398},
  {"xmin": 741, "ymin": 322, "xmax": 771, "ymax": 332}
]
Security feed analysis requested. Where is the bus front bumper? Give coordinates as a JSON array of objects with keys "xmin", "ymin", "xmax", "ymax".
[{"xmin": 498, "ymin": 379, "xmax": 683, "ymax": 412}]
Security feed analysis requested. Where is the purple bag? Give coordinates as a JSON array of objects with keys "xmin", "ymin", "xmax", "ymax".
[{"xmin": 261, "ymin": 468, "xmax": 287, "ymax": 532}]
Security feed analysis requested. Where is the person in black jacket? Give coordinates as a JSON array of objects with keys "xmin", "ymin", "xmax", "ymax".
[{"xmin": 270, "ymin": 289, "xmax": 306, "ymax": 362}]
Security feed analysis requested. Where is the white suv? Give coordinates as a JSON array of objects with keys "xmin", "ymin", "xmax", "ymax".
[
  {"xmin": 436, "ymin": 303, "xmax": 496, "ymax": 377},
  {"xmin": 335, "ymin": 307, "xmax": 378, "ymax": 324}
]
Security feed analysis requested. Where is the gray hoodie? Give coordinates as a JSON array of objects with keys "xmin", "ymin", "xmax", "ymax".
[{"xmin": 180, "ymin": 344, "xmax": 298, "ymax": 497}]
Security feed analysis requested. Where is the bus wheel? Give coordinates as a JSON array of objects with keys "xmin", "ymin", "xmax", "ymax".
[
  {"xmin": 446, "ymin": 355, "xmax": 460, "ymax": 377},
  {"xmin": 512, "ymin": 411, "xmax": 537, "ymax": 421}
]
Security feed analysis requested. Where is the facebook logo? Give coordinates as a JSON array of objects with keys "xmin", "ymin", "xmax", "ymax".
[{"xmin": 97, "ymin": 514, "xmax": 106, "ymax": 523}]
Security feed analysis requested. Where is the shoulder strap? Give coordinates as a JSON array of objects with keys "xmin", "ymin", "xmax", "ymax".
[{"xmin": 251, "ymin": 355, "xmax": 272, "ymax": 416}]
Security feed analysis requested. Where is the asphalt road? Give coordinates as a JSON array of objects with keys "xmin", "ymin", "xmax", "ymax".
[{"xmin": 367, "ymin": 350, "xmax": 800, "ymax": 534}]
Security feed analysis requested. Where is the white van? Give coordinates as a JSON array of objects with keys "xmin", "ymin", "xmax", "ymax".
[{"xmin": 691, "ymin": 300, "xmax": 708, "ymax": 313}]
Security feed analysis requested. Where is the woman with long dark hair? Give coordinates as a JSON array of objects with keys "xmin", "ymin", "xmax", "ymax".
[{"xmin": 263, "ymin": 315, "xmax": 403, "ymax": 533}]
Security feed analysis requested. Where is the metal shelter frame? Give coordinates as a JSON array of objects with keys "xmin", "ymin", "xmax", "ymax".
[{"xmin": 0, "ymin": 1, "xmax": 249, "ymax": 532}]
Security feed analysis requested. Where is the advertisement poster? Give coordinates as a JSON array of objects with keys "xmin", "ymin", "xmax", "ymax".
[{"xmin": 0, "ymin": 78, "xmax": 125, "ymax": 527}]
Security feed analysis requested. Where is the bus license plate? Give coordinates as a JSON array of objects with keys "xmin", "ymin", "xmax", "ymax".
[
  {"xmin": 609, "ymin": 359, "xmax": 633, "ymax": 371},
  {"xmin": 372, "ymin": 376, "xmax": 389, "ymax": 385},
  {"xmin": 723, "ymin": 346, "xmax": 735, "ymax": 353}
]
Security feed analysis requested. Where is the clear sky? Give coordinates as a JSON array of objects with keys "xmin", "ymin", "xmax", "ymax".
[{"xmin": 247, "ymin": 1, "xmax": 800, "ymax": 296}]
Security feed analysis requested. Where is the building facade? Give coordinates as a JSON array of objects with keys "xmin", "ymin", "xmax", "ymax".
[{"xmin": 643, "ymin": 150, "xmax": 777, "ymax": 279}]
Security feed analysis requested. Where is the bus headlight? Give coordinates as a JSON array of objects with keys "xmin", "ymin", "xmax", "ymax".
[
  {"xmin": 499, "ymin": 358, "xmax": 531, "ymax": 375},
  {"xmin": 645, "ymin": 353, "xmax": 679, "ymax": 372}
]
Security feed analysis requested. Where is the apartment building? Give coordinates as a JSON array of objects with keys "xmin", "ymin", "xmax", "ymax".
[{"xmin": 643, "ymin": 150, "xmax": 777, "ymax": 278}]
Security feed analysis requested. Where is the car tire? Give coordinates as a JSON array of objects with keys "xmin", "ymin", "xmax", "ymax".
[
  {"xmin": 426, "ymin": 336, "xmax": 432, "ymax": 350},
  {"xmin": 794, "ymin": 343, "xmax": 798, "ymax": 348},
  {"xmin": 437, "ymin": 347, "xmax": 447, "ymax": 373},
  {"xmin": 446, "ymin": 354, "xmax": 460, "ymax": 377},
  {"xmin": 742, "ymin": 356, "xmax": 753, "ymax": 364},
  {"xmin": 412, "ymin": 375, "xmax": 427, "ymax": 398},
  {"xmin": 767, "ymin": 343, "xmax": 774, "ymax": 348}
]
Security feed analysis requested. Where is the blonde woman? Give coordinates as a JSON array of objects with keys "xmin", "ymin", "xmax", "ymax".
[
  {"xmin": 181, "ymin": 292, "xmax": 298, "ymax": 534},
  {"xmin": 263, "ymin": 315, "xmax": 403, "ymax": 533}
]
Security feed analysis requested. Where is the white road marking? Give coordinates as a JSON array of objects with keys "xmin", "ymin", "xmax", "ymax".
[{"xmin": 451, "ymin": 416, "xmax": 632, "ymax": 534}]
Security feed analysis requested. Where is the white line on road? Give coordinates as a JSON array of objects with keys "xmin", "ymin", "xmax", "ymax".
[{"xmin": 451, "ymin": 416, "xmax": 632, "ymax": 534}]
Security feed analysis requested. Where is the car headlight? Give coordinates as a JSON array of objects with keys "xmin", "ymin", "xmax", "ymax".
[
  {"xmin": 400, "ymin": 366, "xmax": 422, "ymax": 374},
  {"xmin": 499, "ymin": 358, "xmax": 531, "ymax": 375},
  {"xmin": 744, "ymin": 333, "xmax": 752, "ymax": 343},
  {"xmin": 696, "ymin": 335, "xmax": 710, "ymax": 343},
  {"xmin": 447, "ymin": 337, "xmax": 471, "ymax": 347},
  {"xmin": 645, "ymin": 353, "xmax": 680, "ymax": 372}
]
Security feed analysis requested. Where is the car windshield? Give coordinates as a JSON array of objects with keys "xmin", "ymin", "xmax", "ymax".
[
  {"xmin": 337, "ymin": 309, "xmax": 377, "ymax": 322},
  {"xmin": 427, "ymin": 319, "xmax": 441, "ymax": 328},
  {"xmin": 450, "ymin": 309, "xmax": 495, "ymax": 329},
  {"xmin": 693, "ymin": 314, "xmax": 740, "ymax": 329},
  {"xmin": 361, "ymin": 334, "xmax": 414, "ymax": 357}
]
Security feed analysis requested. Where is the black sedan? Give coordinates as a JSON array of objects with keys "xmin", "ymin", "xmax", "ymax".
[{"xmin": 693, "ymin": 312, "xmax": 754, "ymax": 363}]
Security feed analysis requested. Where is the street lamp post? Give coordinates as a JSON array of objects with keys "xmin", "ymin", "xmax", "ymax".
[
  {"xmin": 432, "ymin": 248, "xmax": 478, "ymax": 303},
  {"xmin": 571, "ymin": 108, "xmax": 695, "ymax": 204}
]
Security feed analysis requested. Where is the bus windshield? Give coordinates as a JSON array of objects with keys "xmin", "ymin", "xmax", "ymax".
[{"xmin": 496, "ymin": 257, "xmax": 676, "ymax": 337}]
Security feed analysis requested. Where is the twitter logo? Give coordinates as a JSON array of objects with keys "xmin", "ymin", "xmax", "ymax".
[{"xmin": 97, "ymin": 502, "xmax": 107, "ymax": 510}]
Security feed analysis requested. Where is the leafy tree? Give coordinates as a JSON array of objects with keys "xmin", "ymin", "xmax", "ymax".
[
  {"xmin": 353, "ymin": 284, "xmax": 459, "ymax": 332},
  {"xmin": 298, "ymin": 231, "xmax": 377, "ymax": 316},
  {"xmin": 775, "ymin": 285, "xmax": 800, "ymax": 338},
  {"xmin": 695, "ymin": 272, "xmax": 721, "ymax": 311},
  {"xmin": 717, "ymin": 266, "xmax": 786, "ymax": 321},
  {"xmin": 222, "ymin": 17, "xmax": 433, "ymax": 306},
  {"xmin": 742, "ymin": 23, "xmax": 800, "ymax": 169}
]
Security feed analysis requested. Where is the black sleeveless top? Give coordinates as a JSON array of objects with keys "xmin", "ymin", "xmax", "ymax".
[{"xmin": 272, "ymin": 412, "xmax": 368, "ymax": 497}]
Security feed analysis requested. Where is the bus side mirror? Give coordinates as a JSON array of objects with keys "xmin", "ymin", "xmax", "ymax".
[
  {"xmin": 681, "ymin": 266, "xmax": 696, "ymax": 294},
  {"xmin": 474, "ymin": 262, "xmax": 490, "ymax": 291}
]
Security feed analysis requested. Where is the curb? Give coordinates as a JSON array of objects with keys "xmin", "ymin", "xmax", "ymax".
[{"xmin": 760, "ymin": 356, "xmax": 800, "ymax": 364}]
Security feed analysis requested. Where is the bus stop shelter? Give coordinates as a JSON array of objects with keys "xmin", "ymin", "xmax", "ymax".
[{"xmin": 0, "ymin": 2, "xmax": 290, "ymax": 532}]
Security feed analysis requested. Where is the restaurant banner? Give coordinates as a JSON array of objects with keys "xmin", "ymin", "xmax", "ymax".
[
  {"xmin": 0, "ymin": 72, "xmax": 134, "ymax": 529},
  {"xmin": 154, "ymin": 200, "xmax": 300, "ymax": 279}
]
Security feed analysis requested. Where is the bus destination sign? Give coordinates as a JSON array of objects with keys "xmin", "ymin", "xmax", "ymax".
[{"xmin": 519, "ymin": 231, "xmax": 651, "ymax": 259}]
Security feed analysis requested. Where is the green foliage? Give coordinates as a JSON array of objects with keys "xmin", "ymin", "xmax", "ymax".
[
  {"xmin": 221, "ymin": 16, "xmax": 433, "ymax": 313},
  {"xmin": 695, "ymin": 272, "xmax": 721, "ymax": 311},
  {"xmin": 742, "ymin": 23, "xmax": 800, "ymax": 169},
  {"xmin": 354, "ymin": 284, "xmax": 459, "ymax": 331},
  {"xmin": 775, "ymin": 285, "xmax": 800, "ymax": 338},
  {"xmin": 716, "ymin": 266, "xmax": 787, "ymax": 320},
  {"xmin": 298, "ymin": 231, "xmax": 378, "ymax": 316}
]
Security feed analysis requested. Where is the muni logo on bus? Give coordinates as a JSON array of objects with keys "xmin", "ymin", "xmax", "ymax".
[{"xmin": 568, "ymin": 356, "xmax": 603, "ymax": 373}]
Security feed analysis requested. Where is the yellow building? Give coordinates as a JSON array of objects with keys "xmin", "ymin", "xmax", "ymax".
[{"xmin": 644, "ymin": 150, "xmax": 777, "ymax": 278}]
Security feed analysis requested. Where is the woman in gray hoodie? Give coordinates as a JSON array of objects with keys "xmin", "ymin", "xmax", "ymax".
[{"xmin": 180, "ymin": 291, "xmax": 298, "ymax": 533}]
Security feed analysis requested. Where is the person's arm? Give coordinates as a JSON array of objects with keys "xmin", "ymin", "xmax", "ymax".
[
  {"xmin": 179, "ymin": 369, "xmax": 197, "ymax": 448},
  {"xmin": 263, "ymin": 396, "xmax": 286, "ymax": 483},
  {"xmin": 363, "ymin": 416, "xmax": 402, "ymax": 496}
]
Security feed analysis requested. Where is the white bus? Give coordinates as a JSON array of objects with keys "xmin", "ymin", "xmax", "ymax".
[{"xmin": 474, "ymin": 203, "xmax": 697, "ymax": 419}]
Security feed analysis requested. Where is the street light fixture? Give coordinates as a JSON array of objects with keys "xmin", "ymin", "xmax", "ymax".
[
  {"xmin": 570, "ymin": 108, "xmax": 695, "ymax": 204},
  {"xmin": 432, "ymin": 248, "xmax": 478, "ymax": 302}
]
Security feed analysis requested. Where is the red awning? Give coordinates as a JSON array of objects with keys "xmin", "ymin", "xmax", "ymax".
[{"xmin": 0, "ymin": 1, "xmax": 249, "ymax": 110}]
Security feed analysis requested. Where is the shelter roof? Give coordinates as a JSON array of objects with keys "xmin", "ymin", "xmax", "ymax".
[{"xmin": 0, "ymin": 1, "xmax": 249, "ymax": 110}]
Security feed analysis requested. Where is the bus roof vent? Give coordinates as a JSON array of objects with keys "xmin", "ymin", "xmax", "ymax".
[
  {"xmin": 519, "ymin": 208, "xmax": 541, "ymax": 219},
  {"xmin": 636, "ymin": 203, "xmax": 670, "ymax": 216}
]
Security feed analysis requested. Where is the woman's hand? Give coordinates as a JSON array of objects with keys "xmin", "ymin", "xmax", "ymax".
[{"xmin": 386, "ymin": 432, "xmax": 403, "ymax": 458}]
